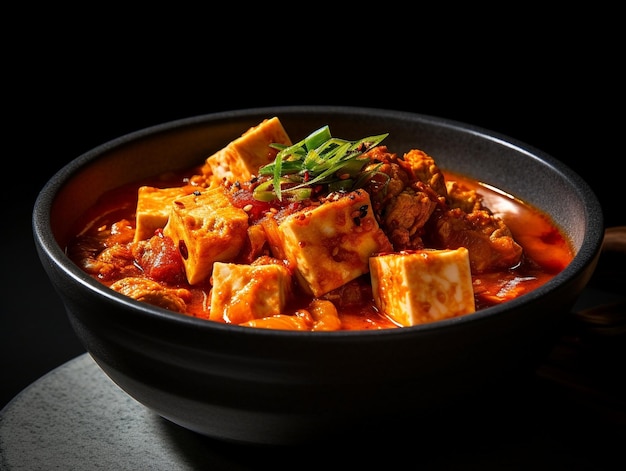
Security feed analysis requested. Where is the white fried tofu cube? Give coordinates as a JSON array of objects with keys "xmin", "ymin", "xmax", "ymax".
[
  {"xmin": 274, "ymin": 190, "xmax": 393, "ymax": 297},
  {"xmin": 204, "ymin": 116, "xmax": 292, "ymax": 183},
  {"xmin": 369, "ymin": 248, "xmax": 475, "ymax": 326},
  {"xmin": 134, "ymin": 186, "xmax": 196, "ymax": 242},
  {"xmin": 210, "ymin": 261, "xmax": 292, "ymax": 324},
  {"xmin": 163, "ymin": 187, "xmax": 249, "ymax": 285}
]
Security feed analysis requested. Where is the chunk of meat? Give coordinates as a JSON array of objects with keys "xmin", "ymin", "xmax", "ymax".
[
  {"xmin": 363, "ymin": 148, "xmax": 522, "ymax": 273},
  {"xmin": 71, "ymin": 239, "xmax": 140, "ymax": 281},
  {"xmin": 95, "ymin": 244, "xmax": 142, "ymax": 280},
  {"xmin": 400, "ymin": 148, "xmax": 448, "ymax": 198},
  {"xmin": 110, "ymin": 277, "xmax": 191, "ymax": 312},
  {"xmin": 131, "ymin": 231, "xmax": 187, "ymax": 284},
  {"xmin": 446, "ymin": 181, "xmax": 482, "ymax": 213},
  {"xmin": 423, "ymin": 181, "xmax": 523, "ymax": 273},
  {"xmin": 68, "ymin": 219, "xmax": 139, "ymax": 281},
  {"xmin": 363, "ymin": 146, "xmax": 411, "ymax": 202},
  {"xmin": 381, "ymin": 188, "xmax": 437, "ymax": 250},
  {"xmin": 427, "ymin": 207, "xmax": 523, "ymax": 273},
  {"xmin": 363, "ymin": 146, "xmax": 445, "ymax": 250},
  {"xmin": 321, "ymin": 277, "xmax": 372, "ymax": 308}
]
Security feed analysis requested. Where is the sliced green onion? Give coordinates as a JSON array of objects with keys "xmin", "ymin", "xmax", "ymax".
[
  {"xmin": 328, "ymin": 179, "xmax": 354, "ymax": 192},
  {"xmin": 291, "ymin": 188, "xmax": 312, "ymax": 200},
  {"xmin": 254, "ymin": 125, "xmax": 388, "ymax": 201},
  {"xmin": 273, "ymin": 151, "xmax": 283, "ymax": 201},
  {"xmin": 252, "ymin": 180, "xmax": 279, "ymax": 202},
  {"xmin": 258, "ymin": 160, "xmax": 302, "ymax": 176},
  {"xmin": 304, "ymin": 125, "xmax": 332, "ymax": 150}
]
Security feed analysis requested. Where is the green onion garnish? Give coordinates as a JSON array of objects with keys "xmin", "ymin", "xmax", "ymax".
[{"xmin": 254, "ymin": 125, "xmax": 388, "ymax": 201}]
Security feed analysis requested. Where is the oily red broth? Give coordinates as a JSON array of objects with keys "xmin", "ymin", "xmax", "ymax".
[{"xmin": 66, "ymin": 163, "xmax": 574, "ymax": 331}]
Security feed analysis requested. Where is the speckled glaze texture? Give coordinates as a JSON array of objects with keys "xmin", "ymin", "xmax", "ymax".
[{"xmin": 31, "ymin": 106, "xmax": 605, "ymax": 445}]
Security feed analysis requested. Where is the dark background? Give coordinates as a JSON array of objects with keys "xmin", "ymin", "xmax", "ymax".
[{"xmin": 2, "ymin": 28, "xmax": 623, "ymax": 411}]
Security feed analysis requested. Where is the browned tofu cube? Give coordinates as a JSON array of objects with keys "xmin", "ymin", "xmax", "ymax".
[
  {"xmin": 209, "ymin": 261, "xmax": 292, "ymax": 324},
  {"xmin": 204, "ymin": 116, "xmax": 292, "ymax": 183},
  {"xmin": 134, "ymin": 186, "xmax": 196, "ymax": 242},
  {"xmin": 163, "ymin": 187, "xmax": 249, "ymax": 285},
  {"xmin": 370, "ymin": 248, "xmax": 475, "ymax": 326},
  {"xmin": 274, "ymin": 190, "xmax": 393, "ymax": 297}
]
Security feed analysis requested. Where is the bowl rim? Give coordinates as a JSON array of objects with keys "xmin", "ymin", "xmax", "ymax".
[{"xmin": 32, "ymin": 105, "xmax": 605, "ymax": 338}]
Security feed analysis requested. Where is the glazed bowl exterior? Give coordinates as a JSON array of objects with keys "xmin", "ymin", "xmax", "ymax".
[{"xmin": 33, "ymin": 106, "xmax": 604, "ymax": 445}]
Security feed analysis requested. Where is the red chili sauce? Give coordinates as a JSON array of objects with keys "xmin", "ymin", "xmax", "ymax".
[{"xmin": 66, "ymin": 167, "xmax": 574, "ymax": 331}]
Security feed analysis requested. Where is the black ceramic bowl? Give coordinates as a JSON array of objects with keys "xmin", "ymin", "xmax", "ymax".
[{"xmin": 33, "ymin": 106, "xmax": 604, "ymax": 445}]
